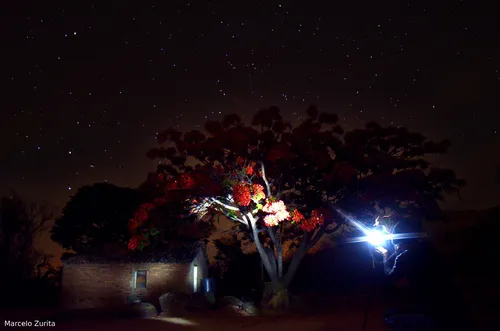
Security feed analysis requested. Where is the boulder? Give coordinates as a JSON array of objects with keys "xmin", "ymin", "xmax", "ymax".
[
  {"xmin": 219, "ymin": 296, "xmax": 258, "ymax": 316},
  {"xmin": 185, "ymin": 292, "xmax": 211, "ymax": 311},
  {"xmin": 220, "ymin": 296, "xmax": 244, "ymax": 307},
  {"xmin": 241, "ymin": 301, "xmax": 258, "ymax": 316},
  {"xmin": 126, "ymin": 294, "xmax": 140, "ymax": 304},
  {"xmin": 158, "ymin": 292, "xmax": 189, "ymax": 314},
  {"xmin": 222, "ymin": 304, "xmax": 248, "ymax": 316},
  {"xmin": 126, "ymin": 302, "xmax": 158, "ymax": 318}
]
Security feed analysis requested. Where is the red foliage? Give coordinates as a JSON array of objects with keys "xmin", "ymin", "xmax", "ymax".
[
  {"xmin": 165, "ymin": 180, "xmax": 179, "ymax": 191},
  {"xmin": 291, "ymin": 209, "xmax": 305, "ymax": 223},
  {"xmin": 252, "ymin": 184, "xmax": 264, "ymax": 195},
  {"xmin": 192, "ymin": 170, "xmax": 223, "ymax": 196},
  {"xmin": 266, "ymin": 143, "xmax": 290, "ymax": 161},
  {"xmin": 214, "ymin": 164, "xmax": 225, "ymax": 173},
  {"xmin": 156, "ymin": 173, "xmax": 166, "ymax": 182},
  {"xmin": 133, "ymin": 203, "xmax": 155, "ymax": 225},
  {"xmin": 127, "ymin": 218, "xmax": 140, "ymax": 233},
  {"xmin": 236, "ymin": 156, "xmax": 245, "ymax": 165},
  {"xmin": 153, "ymin": 197, "xmax": 167, "ymax": 205},
  {"xmin": 245, "ymin": 166, "xmax": 254, "ymax": 175},
  {"xmin": 233, "ymin": 182, "xmax": 251, "ymax": 206},
  {"xmin": 299, "ymin": 209, "xmax": 325, "ymax": 232},
  {"xmin": 128, "ymin": 235, "xmax": 141, "ymax": 250},
  {"xmin": 334, "ymin": 162, "xmax": 357, "ymax": 183},
  {"xmin": 180, "ymin": 174, "xmax": 195, "ymax": 188}
]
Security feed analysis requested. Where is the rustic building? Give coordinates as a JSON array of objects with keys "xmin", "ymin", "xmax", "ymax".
[{"xmin": 60, "ymin": 242, "xmax": 208, "ymax": 310}]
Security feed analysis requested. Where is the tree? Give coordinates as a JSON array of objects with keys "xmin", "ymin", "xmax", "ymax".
[
  {"xmin": 129, "ymin": 105, "xmax": 465, "ymax": 309},
  {"xmin": 51, "ymin": 182, "xmax": 142, "ymax": 253},
  {"xmin": 0, "ymin": 192, "xmax": 53, "ymax": 304},
  {"xmin": 126, "ymin": 168, "xmax": 216, "ymax": 251}
]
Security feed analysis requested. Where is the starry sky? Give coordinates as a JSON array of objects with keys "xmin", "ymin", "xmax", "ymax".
[{"xmin": 2, "ymin": 1, "xmax": 499, "ymax": 216}]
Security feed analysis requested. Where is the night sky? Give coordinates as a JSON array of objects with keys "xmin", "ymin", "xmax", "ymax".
[{"xmin": 2, "ymin": 1, "xmax": 499, "ymax": 213}]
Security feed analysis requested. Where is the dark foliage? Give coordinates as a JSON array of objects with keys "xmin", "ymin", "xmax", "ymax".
[
  {"xmin": 0, "ymin": 192, "xmax": 60, "ymax": 307},
  {"xmin": 62, "ymin": 240, "xmax": 202, "ymax": 264},
  {"xmin": 51, "ymin": 182, "xmax": 142, "ymax": 253}
]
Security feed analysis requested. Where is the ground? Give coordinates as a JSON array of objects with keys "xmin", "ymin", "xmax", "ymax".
[{"xmin": 1, "ymin": 295, "xmax": 390, "ymax": 331}]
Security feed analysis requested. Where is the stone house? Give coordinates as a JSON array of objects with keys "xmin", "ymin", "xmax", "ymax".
[{"xmin": 60, "ymin": 242, "xmax": 208, "ymax": 310}]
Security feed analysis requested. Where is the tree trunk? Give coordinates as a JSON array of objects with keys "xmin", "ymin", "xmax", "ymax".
[
  {"xmin": 277, "ymin": 246, "xmax": 283, "ymax": 278},
  {"xmin": 246, "ymin": 214, "xmax": 279, "ymax": 283},
  {"xmin": 283, "ymin": 238, "xmax": 309, "ymax": 287},
  {"xmin": 261, "ymin": 280, "xmax": 290, "ymax": 311},
  {"xmin": 283, "ymin": 225, "xmax": 329, "ymax": 287}
]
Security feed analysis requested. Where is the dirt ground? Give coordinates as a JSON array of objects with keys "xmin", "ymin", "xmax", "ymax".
[
  {"xmin": 1, "ymin": 295, "xmax": 390, "ymax": 331},
  {"xmin": 56, "ymin": 313, "xmax": 389, "ymax": 331},
  {"xmin": 50, "ymin": 309, "xmax": 389, "ymax": 331}
]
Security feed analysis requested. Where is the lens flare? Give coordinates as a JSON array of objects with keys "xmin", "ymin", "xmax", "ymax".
[
  {"xmin": 366, "ymin": 229, "xmax": 387, "ymax": 246},
  {"xmin": 335, "ymin": 208, "xmax": 427, "ymax": 246}
]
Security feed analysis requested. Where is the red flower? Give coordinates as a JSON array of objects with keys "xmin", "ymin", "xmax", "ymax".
[
  {"xmin": 133, "ymin": 202, "xmax": 155, "ymax": 225},
  {"xmin": 128, "ymin": 218, "xmax": 140, "ymax": 233},
  {"xmin": 299, "ymin": 209, "xmax": 325, "ymax": 232},
  {"xmin": 291, "ymin": 209, "xmax": 305, "ymax": 223},
  {"xmin": 233, "ymin": 182, "xmax": 251, "ymax": 206},
  {"xmin": 128, "ymin": 235, "xmax": 141, "ymax": 250},
  {"xmin": 246, "ymin": 166, "xmax": 254, "ymax": 175},
  {"xmin": 165, "ymin": 180, "xmax": 179, "ymax": 191},
  {"xmin": 153, "ymin": 197, "xmax": 167, "ymax": 206},
  {"xmin": 252, "ymin": 184, "xmax": 264, "ymax": 196},
  {"xmin": 214, "ymin": 164, "xmax": 224, "ymax": 173},
  {"xmin": 180, "ymin": 174, "xmax": 195, "ymax": 188}
]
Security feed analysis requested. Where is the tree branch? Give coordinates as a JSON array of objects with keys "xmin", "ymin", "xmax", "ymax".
[
  {"xmin": 259, "ymin": 162, "xmax": 272, "ymax": 198},
  {"xmin": 283, "ymin": 231, "xmax": 311, "ymax": 287},
  {"xmin": 266, "ymin": 226, "xmax": 279, "ymax": 247},
  {"xmin": 245, "ymin": 213, "xmax": 278, "ymax": 283},
  {"xmin": 211, "ymin": 198, "xmax": 240, "ymax": 211},
  {"xmin": 266, "ymin": 226, "xmax": 283, "ymax": 277},
  {"xmin": 264, "ymin": 246, "xmax": 278, "ymax": 276},
  {"xmin": 283, "ymin": 221, "xmax": 342, "ymax": 287}
]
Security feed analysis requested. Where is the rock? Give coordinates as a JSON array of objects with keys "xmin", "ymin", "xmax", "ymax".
[
  {"xmin": 126, "ymin": 294, "xmax": 140, "ymax": 304},
  {"xmin": 242, "ymin": 301, "xmax": 259, "ymax": 316},
  {"xmin": 205, "ymin": 292, "xmax": 216, "ymax": 305},
  {"xmin": 185, "ymin": 292, "xmax": 211, "ymax": 311},
  {"xmin": 220, "ymin": 296, "xmax": 244, "ymax": 307},
  {"xmin": 158, "ymin": 292, "xmax": 189, "ymax": 314},
  {"xmin": 218, "ymin": 296, "xmax": 258, "ymax": 316},
  {"xmin": 221, "ymin": 304, "xmax": 245, "ymax": 316},
  {"xmin": 126, "ymin": 302, "xmax": 158, "ymax": 318},
  {"xmin": 222, "ymin": 304, "xmax": 255, "ymax": 316}
]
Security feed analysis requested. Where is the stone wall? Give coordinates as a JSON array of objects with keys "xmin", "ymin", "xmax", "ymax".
[{"xmin": 60, "ymin": 262, "xmax": 192, "ymax": 310}]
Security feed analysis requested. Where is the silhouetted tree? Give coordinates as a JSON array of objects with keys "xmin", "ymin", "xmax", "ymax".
[
  {"xmin": 51, "ymin": 182, "xmax": 142, "ymax": 253},
  {"xmin": 129, "ymin": 105, "xmax": 465, "ymax": 309},
  {"xmin": 0, "ymin": 192, "xmax": 53, "ymax": 305}
]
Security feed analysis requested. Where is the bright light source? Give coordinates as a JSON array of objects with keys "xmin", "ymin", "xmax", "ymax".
[
  {"xmin": 366, "ymin": 229, "xmax": 386, "ymax": 246},
  {"xmin": 193, "ymin": 265, "xmax": 198, "ymax": 292}
]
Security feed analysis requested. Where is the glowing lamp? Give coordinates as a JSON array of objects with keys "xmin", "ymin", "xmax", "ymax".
[
  {"xmin": 366, "ymin": 229, "xmax": 386, "ymax": 246},
  {"xmin": 193, "ymin": 264, "xmax": 198, "ymax": 292}
]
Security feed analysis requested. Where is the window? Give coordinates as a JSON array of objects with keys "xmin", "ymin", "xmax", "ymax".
[{"xmin": 134, "ymin": 270, "xmax": 147, "ymax": 289}]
